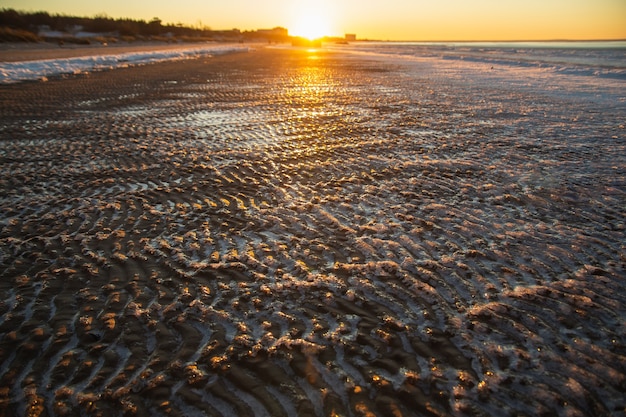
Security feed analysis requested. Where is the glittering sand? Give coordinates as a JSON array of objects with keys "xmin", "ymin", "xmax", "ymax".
[{"xmin": 1, "ymin": 47, "xmax": 625, "ymax": 416}]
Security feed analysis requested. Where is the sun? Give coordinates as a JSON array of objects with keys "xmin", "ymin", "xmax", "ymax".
[
  {"xmin": 289, "ymin": 5, "xmax": 332, "ymax": 40},
  {"xmin": 291, "ymin": 14, "xmax": 330, "ymax": 40}
]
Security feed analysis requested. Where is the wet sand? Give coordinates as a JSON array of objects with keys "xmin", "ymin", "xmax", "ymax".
[{"xmin": 0, "ymin": 47, "xmax": 625, "ymax": 416}]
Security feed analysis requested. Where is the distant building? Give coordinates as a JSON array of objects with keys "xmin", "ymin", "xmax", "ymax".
[
  {"xmin": 255, "ymin": 27, "xmax": 289, "ymax": 43},
  {"xmin": 257, "ymin": 27, "xmax": 289, "ymax": 37},
  {"xmin": 345, "ymin": 34, "xmax": 356, "ymax": 42}
]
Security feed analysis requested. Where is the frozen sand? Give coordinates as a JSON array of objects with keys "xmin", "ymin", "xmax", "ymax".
[
  {"xmin": 0, "ymin": 42, "xmax": 250, "ymax": 83},
  {"xmin": 0, "ymin": 47, "xmax": 625, "ymax": 416}
]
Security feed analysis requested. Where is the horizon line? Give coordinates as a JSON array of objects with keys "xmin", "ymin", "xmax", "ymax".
[{"xmin": 329, "ymin": 37, "xmax": 626, "ymax": 43}]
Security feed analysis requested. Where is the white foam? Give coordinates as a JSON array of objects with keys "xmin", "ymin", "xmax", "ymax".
[{"xmin": 0, "ymin": 45, "xmax": 249, "ymax": 84}]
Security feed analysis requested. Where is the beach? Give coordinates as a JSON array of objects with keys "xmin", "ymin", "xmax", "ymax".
[{"xmin": 1, "ymin": 45, "xmax": 625, "ymax": 416}]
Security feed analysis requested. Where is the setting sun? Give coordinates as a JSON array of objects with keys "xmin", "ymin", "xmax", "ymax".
[
  {"xmin": 289, "ymin": 4, "xmax": 333, "ymax": 40},
  {"xmin": 3, "ymin": 0, "xmax": 625, "ymax": 41}
]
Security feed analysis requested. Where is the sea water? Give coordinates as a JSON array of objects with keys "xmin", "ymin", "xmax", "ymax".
[{"xmin": 331, "ymin": 40, "xmax": 626, "ymax": 79}]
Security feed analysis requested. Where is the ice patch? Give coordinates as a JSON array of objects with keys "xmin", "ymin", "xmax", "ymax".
[{"xmin": 0, "ymin": 45, "xmax": 249, "ymax": 84}]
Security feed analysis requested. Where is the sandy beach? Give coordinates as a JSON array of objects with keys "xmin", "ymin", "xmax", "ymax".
[{"xmin": 0, "ymin": 46, "xmax": 625, "ymax": 416}]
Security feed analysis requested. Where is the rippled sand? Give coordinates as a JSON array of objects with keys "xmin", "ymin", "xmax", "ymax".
[{"xmin": 1, "ymin": 48, "xmax": 625, "ymax": 416}]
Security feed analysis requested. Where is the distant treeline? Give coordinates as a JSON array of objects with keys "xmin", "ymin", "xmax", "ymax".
[{"xmin": 0, "ymin": 9, "xmax": 289, "ymax": 43}]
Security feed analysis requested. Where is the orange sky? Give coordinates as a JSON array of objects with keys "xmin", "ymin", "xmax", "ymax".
[{"xmin": 5, "ymin": 0, "xmax": 626, "ymax": 40}]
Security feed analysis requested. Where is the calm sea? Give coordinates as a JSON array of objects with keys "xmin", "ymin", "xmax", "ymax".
[{"xmin": 332, "ymin": 40, "xmax": 626, "ymax": 79}]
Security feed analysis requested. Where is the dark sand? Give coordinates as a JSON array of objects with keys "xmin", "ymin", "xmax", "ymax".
[{"xmin": 0, "ymin": 47, "xmax": 625, "ymax": 416}]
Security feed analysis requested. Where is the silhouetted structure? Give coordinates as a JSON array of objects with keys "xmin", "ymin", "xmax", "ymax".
[{"xmin": 0, "ymin": 9, "xmax": 291, "ymax": 44}]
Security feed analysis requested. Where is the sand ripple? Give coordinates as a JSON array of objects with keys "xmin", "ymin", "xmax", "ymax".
[{"xmin": 1, "ymin": 49, "xmax": 625, "ymax": 416}]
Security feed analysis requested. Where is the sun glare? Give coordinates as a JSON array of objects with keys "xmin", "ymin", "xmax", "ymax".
[{"xmin": 290, "ymin": 6, "xmax": 332, "ymax": 40}]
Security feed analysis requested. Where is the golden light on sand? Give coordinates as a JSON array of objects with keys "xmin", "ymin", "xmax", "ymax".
[{"xmin": 289, "ymin": 4, "xmax": 332, "ymax": 40}]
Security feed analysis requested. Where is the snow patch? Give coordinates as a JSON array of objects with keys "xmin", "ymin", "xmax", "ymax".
[{"xmin": 0, "ymin": 45, "xmax": 249, "ymax": 84}]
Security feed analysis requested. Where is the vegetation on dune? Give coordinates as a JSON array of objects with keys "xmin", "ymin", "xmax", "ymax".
[
  {"xmin": 0, "ymin": 26, "xmax": 42, "ymax": 42},
  {"xmin": 0, "ymin": 9, "xmax": 290, "ymax": 44}
]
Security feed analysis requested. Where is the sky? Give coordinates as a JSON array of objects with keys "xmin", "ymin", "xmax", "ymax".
[{"xmin": 4, "ymin": 0, "xmax": 626, "ymax": 41}]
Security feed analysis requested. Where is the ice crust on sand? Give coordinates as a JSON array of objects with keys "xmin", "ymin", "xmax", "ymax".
[{"xmin": 0, "ymin": 47, "xmax": 625, "ymax": 416}]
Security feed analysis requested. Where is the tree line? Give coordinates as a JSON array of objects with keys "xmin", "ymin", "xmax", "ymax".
[
  {"xmin": 0, "ymin": 9, "xmax": 293, "ymax": 43},
  {"xmin": 0, "ymin": 8, "xmax": 216, "ymax": 40}
]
